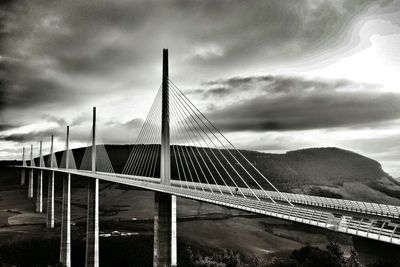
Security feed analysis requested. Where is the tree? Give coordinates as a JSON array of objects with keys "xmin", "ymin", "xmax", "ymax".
[
  {"xmin": 346, "ymin": 249, "xmax": 361, "ymax": 267},
  {"xmin": 326, "ymin": 241, "xmax": 346, "ymax": 266}
]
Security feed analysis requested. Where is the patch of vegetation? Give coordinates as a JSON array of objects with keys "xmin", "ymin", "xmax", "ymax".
[
  {"xmin": 0, "ymin": 237, "xmax": 398, "ymax": 267},
  {"xmin": 309, "ymin": 187, "xmax": 343, "ymax": 199},
  {"xmin": 368, "ymin": 181, "xmax": 400, "ymax": 199},
  {"xmin": 179, "ymin": 241, "xmax": 400, "ymax": 267}
]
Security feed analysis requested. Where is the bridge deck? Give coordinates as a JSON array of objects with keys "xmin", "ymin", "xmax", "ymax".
[{"xmin": 16, "ymin": 166, "xmax": 400, "ymax": 246}]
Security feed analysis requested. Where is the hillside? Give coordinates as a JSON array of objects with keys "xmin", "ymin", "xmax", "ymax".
[{"xmin": 20, "ymin": 145, "xmax": 400, "ymax": 204}]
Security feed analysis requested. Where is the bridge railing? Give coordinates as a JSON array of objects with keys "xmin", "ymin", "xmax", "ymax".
[
  {"xmin": 338, "ymin": 216, "xmax": 400, "ymax": 245},
  {"xmin": 265, "ymin": 191, "xmax": 400, "ymax": 218},
  {"xmin": 165, "ymin": 180, "xmax": 400, "ymax": 218},
  {"xmin": 18, "ymin": 165, "xmax": 400, "ymax": 218},
  {"xmin": 16, "ymin": 166, "xmax": 400, "ymax": 246}
]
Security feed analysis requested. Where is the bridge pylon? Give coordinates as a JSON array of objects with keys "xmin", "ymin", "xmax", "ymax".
[
  {"xmin": 21, "ymin": 147, "xmax": 26, "ymax": 186},
  {"xmin": 36, "ymin": 140, "xmax": 43, "ymax": 213},
  {"xmin": 85, "ymin": 107, "xmax": 99, "ymax": 267},
  {"xmin": 28, "ymin": 144, "xmax": 34, "ymax": 198},
  {"xmin": 153, "ymin": 48, "xmax": 177, "ymax": 267},
  {"xmin": 60, "ymin": 126, "xmax": 71, "ymax": 267},
  {"xmin": 47, "ymin": 135, "xmax": 55, "ymax": 228}
]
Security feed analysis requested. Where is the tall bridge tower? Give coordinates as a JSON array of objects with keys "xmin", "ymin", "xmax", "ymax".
[
  {"xmin": 85, "ymin": 107, "xmax": 99, "ymax": 267},
  {"xmin": 153, "ymin": 49, "xmax": 177, "ymax": 267}
]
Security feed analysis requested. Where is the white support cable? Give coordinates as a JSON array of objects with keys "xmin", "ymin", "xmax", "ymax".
[
  {"xmin": 126, "ymin": 100, "xmax": 160, "ymax": 175},
  {"xmin": 96, "ymin": 144, "xmax": 114, "ymax": 174},
  {"xmin": 169, "ymin": 104, "xmax": 186, "ymax": 188},
  {"xmin": 169, "ymin": 113, "xmax": 201, "ymax": 191},
  {"xmin": 170, "ymin": 102, "xmax": 205, "ymax": 183},
  {"xmin": 170, "ymin": 84, "xmax": 251, "ymax": 195},
  {"xmin": 145, "ymin": 144, "xmax": 158, "ymax": 177},
  {"xmin": 122, "ymin": 87, "xmax": 162, "ymax": 174},
  {"xmin": 132, "ymin": 98, "xmax": 162, "ymax": 176},
  {"xmin": 171, "ymin": 145, "xmax": 184, "ymax": 188},
  {"xmin": 60, "ymin": 141, "xmax": 68, "ymax": 169},
  {"xmin": 132, "ymin": 91, "xmax": 162, "ymax": 175},
  {"xmin": 170, "ymin": 97, "xmax": 215, "ymax": 194},
  {"xmin": 152, "ymin": 145, "xmax": 160, "ymax": 178},
  {"xmin": 169, "ymin": 85, "xmax": 245, "ymax": 198},
  {"xmin": 137, "ymin": 145, "xmax": 154, "ymax": 176},
  {"xmin": 137, "ymin": 103, "xmax": 162, "ymax": 176},
  {"xmin": 170, "ymin": 82, "xmax": 284, "ymax": 203},
  {"xmin": 126, "ymin": 144, "xmax": 144, "ymax": 175},
  {"xmin": 168, "ymin": 113, "xmax": 188, "ymax": 189},
  {"xmin": 170, "ymin": 103, "xmax": 205, "ymax": 192},
  {"xmin": 173, "ymin": 144, "xmax": 191, "ymax": 190},
  {"xmin": 79, "ymin": 129, "xmax": 94, "ymax": 171},
  {"xmin": 171, "ymin": 118, "xmax": 205, "ymax": 192},
  {"xmin": 140, "ymin": 119, "xmax": 160, "ymax": 176},
  {"xmin": 103, "ymin": 146, "xmax": 114, "ymax": 173},
  {"xmin": 170, "ymin": 120, "xmax": 188, "ymax": 189},
  {"xmin": 170, "ymin": 83, "xmax": 264, "ymax": 201},
  {"xmin": 170, "ymin": 89, "xmax": 234, "ymax": 196},
  {"xmin": 170, "ymin": 92, "xmax": 224, "ymax": 194},
  {"xmin": 169, "ymin": 80, "xmax": 293, "ymax": 206},
  {"xmin": 170, "ymin": 112, "xmax": 212, "ymax": 193},
  {"xmin": 122, "ymin": 95, "xmax": 160, "ymax": 174},
  {"xmin": 144, "ymin": 144, "xmax": 157, "ymax": 177}
]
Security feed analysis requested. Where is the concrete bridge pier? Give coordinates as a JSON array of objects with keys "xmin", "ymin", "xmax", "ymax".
[
  {"xmin": 60, "ymin": 173, "xmax": 71, "ymax": 267},
  {"xmin": 21, "ymin": 169, "xmax": 26, "ymax": 186},
  {"xmin": 21, "ymin": 147, "xmax": 26, "ymax": 186},
  {"xmin": 36, "ymin": 141, "xmax": 43, "ymax": 213},
  {"xmin": 60, "ymin": 126, "xmax": 71, "ymax": 267},
  {"xmin": 28, "ymin": 144, "xmax": 34, "ymax": 198},
  {"xmin": 153, "ymin": 194, "xmax": 177, "ymax": 267},
  {"xmin": 36, "ymin": 170, "xmax": 43, "ymax": 212},
  {"xmin": 85, "ymin": 179, "xmax": 99, "ymax": 267},
  {"xmin": 28, "ymin": 170, "xmax": 34, "ymax": 198},
  {"xmin": 47, "ymin": 135, "xmax": 55, "ymax": 228},
  {"xmin": 47, "ymin": 171, "xmax": 55, "ymax": 228},
  {"xmin": 153, "ymin": 49, "xmax": 177, "ymax": 267},
  {"xmin": 85, "ymin": 107, "xmax": 99, "ymax": 267}
]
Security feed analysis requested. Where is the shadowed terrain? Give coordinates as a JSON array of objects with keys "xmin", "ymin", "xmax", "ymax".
[{"xmin": 1, "ymin": 147, "xmax": 399, "ymax": 266}]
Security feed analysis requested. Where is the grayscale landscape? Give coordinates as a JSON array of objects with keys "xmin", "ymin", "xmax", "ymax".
[{"xmin": 1, "ymin": 1, "xmax": 400, "ymax": 267}]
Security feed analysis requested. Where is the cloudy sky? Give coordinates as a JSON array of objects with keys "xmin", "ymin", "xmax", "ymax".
[{"xmin": 1, "ymin": 0, "xmax": 400, "ymax": 175}]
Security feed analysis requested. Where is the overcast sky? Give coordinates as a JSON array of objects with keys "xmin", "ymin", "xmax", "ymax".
[{"xmin": 1, "ymin": 0, "xmax": 400, "ymax": 175}]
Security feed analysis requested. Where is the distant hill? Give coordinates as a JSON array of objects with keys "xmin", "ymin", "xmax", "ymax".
[
  {"xmin": 238, "ymin": 147, "xmax": 400, "ymax": 204},
  {"xmin": 243, "ymin": 147, "xmax": 388, "ymax": 189},
  {"xmin": 5, "ymin": 146, "xmax": 400, "ymax": 204}
]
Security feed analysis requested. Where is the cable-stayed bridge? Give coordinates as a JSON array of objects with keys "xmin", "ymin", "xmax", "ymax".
[{"xmin": 15, "ymin": 50, "xmax": 400, "ymax": 267}]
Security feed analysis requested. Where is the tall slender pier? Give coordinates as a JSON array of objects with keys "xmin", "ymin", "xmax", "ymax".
[
  {"xmin": 154, "ymin": 48, "xmax": 177, "ymax": 267},
  {"xmin": 36, "ymin": 141, "xmax": 43, "ymax": 213},
  {"xmin": 60, "ymin": 126, "xmax": 71, "ymax": 267},
  {"xmin": 21, "ymin": 147, "xmax": 26, "ymax": 185},
  {"xmin": 28, "ymin": 144, "xmax": 34, "ymax": 198},
  {"xmin": 47, "ymin": 135, "xmax": 55, "ymax": 228},
  {"xmin": 85, "ymin": 107, "xmax": 99, "ymax": 267}
]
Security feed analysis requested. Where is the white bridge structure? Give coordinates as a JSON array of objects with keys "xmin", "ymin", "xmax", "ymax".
[{"xmin": 15, "ymin": 50, "xmax": 400, "ymax": 267}]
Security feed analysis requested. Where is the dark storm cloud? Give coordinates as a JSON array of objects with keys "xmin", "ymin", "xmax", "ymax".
[
  {"xmin": 194, "ymin": 75, "xmax": 400, "ymax": 131},
  {"xmin": 0, "ymin": 123, "xmax": 18, "ymax": 131},
  {"xmin": 41, "ymin": 114, "xmax": 67, "ymax": 127},
  {"xmin": 1, "ymin": 0, "xmax": 399, "ymax": 161},
  {"xmin": 196, "ymin": 76, "xmax": 359, "ymax": 97},
  {"xmin": 0, "ymin": 117, "xmax": 143, "ymax": 145},
  {"xmin": 0, "ymin": 128, "xmax": 64, "ymax": 143},
  {"xmin": 1, "ymin": 0, "xmax": 396, "ymax": 113}
]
